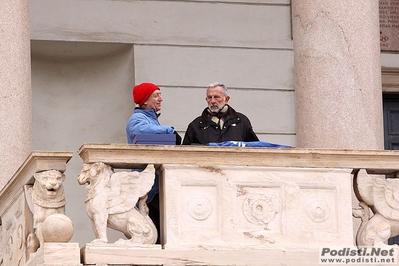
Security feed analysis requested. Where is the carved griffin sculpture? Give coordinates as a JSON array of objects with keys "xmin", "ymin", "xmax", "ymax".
[
  {"xmin": 353, "ymin": 169, "xmax": 399, "ymax": 247},
  {"xmin": 77, "ymin": 162, "xmax": 157, "ymax": 244}
]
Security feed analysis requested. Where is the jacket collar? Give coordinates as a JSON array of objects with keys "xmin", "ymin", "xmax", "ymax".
[{"xmin": 134, "ymin": 107, "xmax": 160, "ymax": 118}]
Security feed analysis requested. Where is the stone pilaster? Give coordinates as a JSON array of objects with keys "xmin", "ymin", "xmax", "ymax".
[
  {"xmin": 292, "ymin": 0, "xmax": 384, "ymax": 149},
  {"xmin": 0, "ymin": 0, "xmax": 32, "ymax": 190}
]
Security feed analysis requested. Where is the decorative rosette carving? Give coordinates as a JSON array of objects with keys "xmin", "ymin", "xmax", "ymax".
[
  {"xmin": 243, "ymin": 195, "xmax": 278, "ymax": 226},
  {"xmin": 187, "ymin": 196, "xmax": 212, "ymax": 221},
  {"xmin": 306, "ymin": 200, "xmax": 330, "ymax": 223}
]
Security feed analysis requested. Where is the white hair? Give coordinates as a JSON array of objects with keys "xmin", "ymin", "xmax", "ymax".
[{"xmin": 207, "ymin": 82, "xmax": 228, "ymax": 96}]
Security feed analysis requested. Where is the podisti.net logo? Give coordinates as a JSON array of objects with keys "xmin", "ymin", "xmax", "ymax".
[{"xmin": 319, "ymin": 246, "xmax": 397, "ymax": 264}]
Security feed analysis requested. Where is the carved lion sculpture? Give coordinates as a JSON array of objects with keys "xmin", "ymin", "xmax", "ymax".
[
  {"xmin": 77, "ymin": 162, "xmax": 157, "ymax": 244},
  {"xmin": 353, "ymin": 169, "xmax": 399, "ymax": 247},
  {"xmin": 24, "ymin": 169, "xmax": 67, "ymax": 252}
]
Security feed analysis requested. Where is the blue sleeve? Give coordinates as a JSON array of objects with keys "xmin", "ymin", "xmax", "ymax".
[{"xmin": 126, "ymin": 113, "xmax": 174, "ymax": 143}]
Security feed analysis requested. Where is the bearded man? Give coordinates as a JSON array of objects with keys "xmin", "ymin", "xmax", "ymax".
[{"xmin": 183, "ymin": 82, "xmax": 259, "ymax": 145}]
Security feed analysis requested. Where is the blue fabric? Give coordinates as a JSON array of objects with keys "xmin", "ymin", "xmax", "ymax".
[
  {"xmin": 147, "ymin": 173, "xmax": 159, "ymax": 203},
  {"xmin": 126, "ymin": 108, "xmax": 175, "ymax": 144},
  {"xmin": 207, "ymin": 141, "xmax": 291, "ymax": 148},
  {"xmin": 132, "ymin": 168, "xmax": 159, "ymax": 204}
]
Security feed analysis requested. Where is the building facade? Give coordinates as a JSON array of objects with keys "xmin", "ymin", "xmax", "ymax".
[{"xmin": 1, "ymin": 0, "xmax": 399, "ymax": 253}]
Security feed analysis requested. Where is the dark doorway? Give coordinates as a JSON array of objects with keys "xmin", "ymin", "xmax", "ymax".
[
  {"xmin": 382, "ymin": 93, "xmax": 399, "ymax": 245},
  {"xmin": 383, "ymin": 94, "xmax": 399, "ymax": 150}
]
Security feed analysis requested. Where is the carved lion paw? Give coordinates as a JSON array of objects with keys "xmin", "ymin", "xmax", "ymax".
[{"xmin": 90, "ymin": 238, "xmax": 108, "ymax": 244}]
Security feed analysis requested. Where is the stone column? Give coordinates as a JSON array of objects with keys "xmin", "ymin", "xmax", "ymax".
[
  {"xmin": 292, "ymin": 0, "xmax": 384, "ymax": 149},
  {"xmin": 0, "ymin": 1, "xmax": 32, "ymax": 190}
]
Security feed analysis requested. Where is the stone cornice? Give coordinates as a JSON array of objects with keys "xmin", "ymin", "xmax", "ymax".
[{"xmin": 78, "ymin": 143, "xmax": 399, "ymax": 174}]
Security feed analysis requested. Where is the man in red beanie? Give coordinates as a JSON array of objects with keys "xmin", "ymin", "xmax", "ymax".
[
  {"xmin": 132, "ymin": 82, "xmax": 161, "ymax": 109},
  {"xmin": 127, "ymin": 82, "xmax": 177, "ymax": 138},
  {"xmin": 126, "ymin": 82, "xmax": 181, "ymax": 244}
]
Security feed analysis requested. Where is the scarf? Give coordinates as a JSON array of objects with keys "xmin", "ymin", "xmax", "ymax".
[{"xmin": 207, "ymin": 105, "xmax": 228, "ymax": 128}]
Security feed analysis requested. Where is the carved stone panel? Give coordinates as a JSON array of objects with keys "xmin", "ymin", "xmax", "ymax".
[
  {"xmin": 0, "ymin": 188, "xmax": 32, "ymax": 266},
  {"xmin": 161, "ymin": 165, "xmax": 353, "ymax": 250}
]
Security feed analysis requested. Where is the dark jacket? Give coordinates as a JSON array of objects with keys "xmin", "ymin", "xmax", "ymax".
[{"xmin": 182, "ymin": 105, "xmax": 259, "ymax": 145}]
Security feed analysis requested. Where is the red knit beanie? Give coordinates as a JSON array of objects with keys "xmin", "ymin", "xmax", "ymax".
[{"xmin": 133, "ymin": 83, "xmax": 160, "ymax": 106}]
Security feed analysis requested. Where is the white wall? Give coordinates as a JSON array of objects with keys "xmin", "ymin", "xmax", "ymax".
[
  {"xmin": 30, "ymin": 0, "xmax": 292, "ymax": 48},
  {"xmin": 381, "ymin": 53, "xmax": 399, "ymax": 68}
]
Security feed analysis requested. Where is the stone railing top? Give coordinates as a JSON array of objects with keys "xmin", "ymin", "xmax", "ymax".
[
  {"xmin": 0, "ymin": 151, "xmax": 73, "ymax": 215},
  {"xmin": 78, "ymin": 143, "xmax": 399, "ymax": 174}
]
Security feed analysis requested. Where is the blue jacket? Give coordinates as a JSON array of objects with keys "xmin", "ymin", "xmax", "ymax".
[
  {"xmin": 126, "ymin": 108, "xmax": 175, "ymax": 204},
  {"xmin": 126, "ymin": 108, "xmax": 174, "ymax": 144}
]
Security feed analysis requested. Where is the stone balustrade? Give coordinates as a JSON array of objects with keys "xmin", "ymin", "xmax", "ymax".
[
  {"xmin": 0, "ymin": 151, "xmax": 79, "ymax": 266},
  {"xmin": 1, "ymin": 145, "xmax": 399, "ymax": 266}
]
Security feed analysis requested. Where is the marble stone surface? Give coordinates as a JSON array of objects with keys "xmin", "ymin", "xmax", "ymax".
[
  {"xmin": 292, "ymin": 0, "xmax": 384, "ymax": 150},
  {"xmin": 0, "ymin": 0, "xmax": 32, "ymax": 191},
  {"xmin": 160, "ymin": 164, "xmax": 354, "ymax": 250},
  {"xmin": 25, "ymin": 243, "xmax": 81, "ymax": 266}
]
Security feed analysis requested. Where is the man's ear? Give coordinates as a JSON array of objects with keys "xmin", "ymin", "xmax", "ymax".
[{"xmin": 225, "ymin": 96, "xmax": 230, "ymax": 103}]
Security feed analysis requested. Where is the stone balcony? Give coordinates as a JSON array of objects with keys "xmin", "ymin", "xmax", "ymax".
[{"xmin": 1, "ymin": 144, "xmax": 399, "ymax": 266}]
